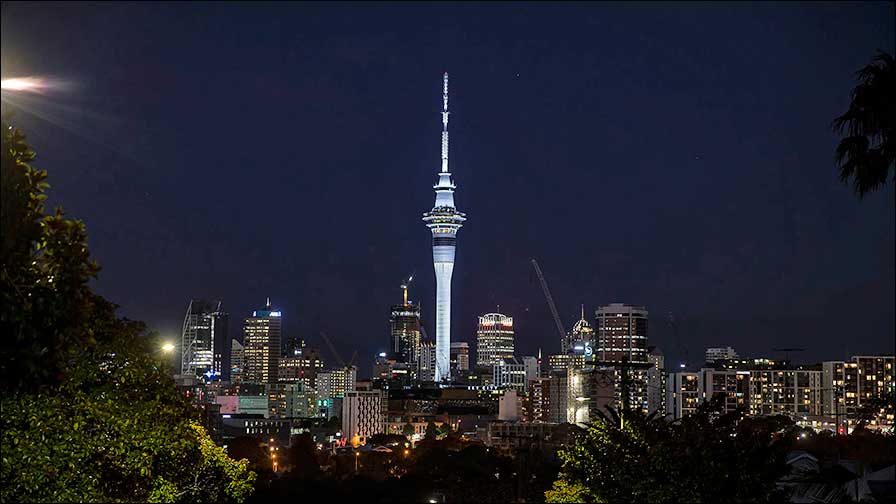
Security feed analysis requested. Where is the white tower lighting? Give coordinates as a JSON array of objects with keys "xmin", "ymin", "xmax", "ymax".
[{"xmin": 422, "ymin": 72, "xmax": 466, "ymax": 382}]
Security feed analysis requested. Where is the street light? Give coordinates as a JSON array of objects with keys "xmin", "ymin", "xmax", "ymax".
[{"xmin": 161, "ymin": 342, "xmax": 176, "ymax": 354}]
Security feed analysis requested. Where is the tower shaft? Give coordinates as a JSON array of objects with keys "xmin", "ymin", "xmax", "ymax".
[{"xmin": 423, "ymin": 72, "xmax": 466, "ymax": 382}]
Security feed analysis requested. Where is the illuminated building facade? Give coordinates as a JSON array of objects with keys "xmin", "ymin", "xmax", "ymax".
[
  {"xmin": 242, "ymin": 299, "xmax": 282, "ymax": 384},
  {"xmin": 705, "ymin": 346, "xmax": 739, "ymax": 363},
  {"xmin": 564, "ymin": 305, "xmax": 595, "ymax": 354},
  {"xmin": 667, "ymin": 371, "xmax": 701, "ymax": 420},
  {"xmin": 180, "ymin": 299, "xmax": 230, "ymax": 380},
  {"xmin": 450, "ymin": 341, "xmax": 470, "ymax": 373},
  {"xmin": 494, "ymin": 358, "xmax": 527, "ymax": 393},
  {"xmin": 823, "ymin": 356, "xmax": 895, "ymax": 431},
  {"xmin": 528, "ymin": 376, "xmax": 552, "ymax": 423},
  {"xmin": 422, "ymin": 73, "xmax": 466, "ymax": 382},
  {"xmin": 278, "ymin": 348, "xmax": 325, "ymax": 388},
  {"xmin": 749, "ymin": 368, "xmax": 823, "ymax": 417},
  {"xmin": 418, "ymin": 341, "xmax": 437, "ymax": 382},
  {"xmin": 342, "ymin": 390, "xmax": 385, "ymax": 445},
  {"xmin": 390, "ymin": 292, "xmax": 421, "ymax": 364},
  {"xmin": 595, "ymin": 303, "xmax": 649, "ymax": 365},
  {"xmin": 647, "ymin": 346, "xmax": 666, "ymax": 416},
  {"xmin": 476, "ymin": 313, "xmax": 515, "ymax": 367},
  {"xmin": 230, "ymin": 339, "xmax": 244, "ymax": 384}
]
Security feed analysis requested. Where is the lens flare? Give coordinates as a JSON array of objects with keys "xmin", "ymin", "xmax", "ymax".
[{"xmin": 1, "ymin": 78, "xmax": 46, "ymax": 92}]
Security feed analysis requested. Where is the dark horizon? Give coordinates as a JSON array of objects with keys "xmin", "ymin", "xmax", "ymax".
[{"xmin": 2, "ymin": 2, "xmax": 894, "ymax": 376}]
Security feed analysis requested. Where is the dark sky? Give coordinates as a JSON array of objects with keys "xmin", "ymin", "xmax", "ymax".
[{"xmin": 3, "ymin": 2, "xmax": 894, "ymax": 376}]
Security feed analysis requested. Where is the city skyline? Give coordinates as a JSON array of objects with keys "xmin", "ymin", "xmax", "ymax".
[{"xmin": 2, "ymin": 3, "xmax": 894, "ymax": 376}]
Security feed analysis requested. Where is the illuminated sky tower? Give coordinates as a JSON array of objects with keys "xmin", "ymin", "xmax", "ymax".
[{"xmin": 423, "ymin": 72, "xmax": 466, "ymax": 382}]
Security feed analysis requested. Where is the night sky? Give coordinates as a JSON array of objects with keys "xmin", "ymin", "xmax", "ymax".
[{"xmin": 2, "ymin": 2, "xmax": 894, "ymax": 376}]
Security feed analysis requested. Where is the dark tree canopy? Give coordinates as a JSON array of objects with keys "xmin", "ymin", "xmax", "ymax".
[
  {"xmin": 833, "ymin": 51, "xmax": 895, "ymax": 198},
  {"xmin": 547, "ymin": 400, "xmax": 791, "ymax": 503}
]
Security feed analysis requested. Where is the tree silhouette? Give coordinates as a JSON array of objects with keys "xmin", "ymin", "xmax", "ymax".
[{"xmin": 833, "ymin": 51, "xmax": 895, "ymax": 198}]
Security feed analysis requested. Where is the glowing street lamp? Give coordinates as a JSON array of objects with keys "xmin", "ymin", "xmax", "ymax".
[{"xmin": 161, "ymin": 342, "xmax": 176, "ymax": 354}]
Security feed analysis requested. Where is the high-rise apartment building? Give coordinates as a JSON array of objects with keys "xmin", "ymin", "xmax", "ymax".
[
  {"xmin": 823, "ymin": 356, "xmax": 895, "ymax": 431},
  {"xmin": 243, "ymin": 299, "xmax": 282, "ymax": 384},
  {"xmin": 180, "ymin": 300, "xmax": 230, "ymax": 380},
  {"xmin": 476, "ymin": 313, "xmax": 514, "ymax": 367},
  {"xmin": 342, "ymin": 390, "xmax": 385, "ymax": 445},
  {"xmin": 528, "ymin": 377, "xmax": 553, "ymax": 423},
  {"xmin": 647, "ymin": 346, "xmax": 666, "ymax": 416},
  {"xmin": 749, "ymin": 368, "xmax": 823, "ymax": 417},
  {"xmin": 666, "ymin": 371, "xmax": 702, "ymax": 420}
]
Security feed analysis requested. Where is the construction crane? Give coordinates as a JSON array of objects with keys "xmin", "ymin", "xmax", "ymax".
[
  {"xmin": 319, "ymin": 331, "xmax": 347, "ymax": 368},
  {"xmin": 530, "ymin": 258, "xmax": 567, "ymax": 342},
  {"xmin": 400, "ymin": 274, "xmax": 414, "ymax": 305}
]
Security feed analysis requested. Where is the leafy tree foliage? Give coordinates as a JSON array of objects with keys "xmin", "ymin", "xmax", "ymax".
[
  {"xmin": 402, "ymin": 422, "xmax": 416, "ymax": 438},
  {"xmin": 548, "ymin": 399, "xmax": 790, "ymax": 503},
  {"xmin": 0, "ymin": 119, "xmax": 255, "ymax": 502},
  {"xmin": 833, "ymin": 51, "xmax": 895, "ymax": 198},
  {"xmin": 424, "ymin": 421, "xmax": 438, "ymax": 441}
]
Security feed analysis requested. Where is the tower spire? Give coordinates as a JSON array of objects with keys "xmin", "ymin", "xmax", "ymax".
[
  {"xmin": 441, "ymin": 72, "xmax": 449, "ymax": 173},
  {"xmin": 581, "ymin": 303, "xmax": 585, "ymax": 320}
]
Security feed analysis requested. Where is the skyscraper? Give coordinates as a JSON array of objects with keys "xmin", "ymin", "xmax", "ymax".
[
  {"xmin": 595, "ymin": 303, "xmax": 649, "ymax": 365},
  {"xmin": 476, "ymin": 313, "xmax": 515, "ymax": 367},
  {"xmin": 565, "ymin": 305, "xmax": 595, "ymax": 354},
  {"xmin": 422, "ymin": 73, "xmax": 466, "ymax": 382},
  {"xmin": 243, "ymin": 298, "xmax": 282, "ymax": 384},
  {"xmin": 418, "ymin": 341, "xmax": 437, "ymax": 382},
  {"xmin": 180, "ymin": 299, "xmax": 230, "ymax": 380},
  {"xmin": 390, "ymin": 280, "xmax": 421, "ymax": 364}
]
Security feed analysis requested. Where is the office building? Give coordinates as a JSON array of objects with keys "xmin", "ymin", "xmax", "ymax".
[
  {"xmin": 391, "ymin": 280, "xmax": 422, "ymax": 364},
  {"xmin": 476, "ymin": 313, "xmax": 515, "ymax": 367},
  {"xmin": 422, "ymin": 73, "xmax": 467, "ymax": 382},
  {"xmin": 564, "ymin": 305, "xmax": 595, "ymax": 354},
  {"xmin": 242, "ymin": 299, "xmax": 282, "ymax": 384},
  {"xmin": 595, "ymin": 303, "xmax": 649, "ymax": 365},
  {"xmin": 522, "ymin": 356, "xmax": 540, "ymax": 384},
  {"xmin": 230, "ymin": 339, "xmax": 244, "ymax": 384},
  {"xmin": 418, "ymin": 341, "xmax": 437, "ymax": 382},
  {"xmin": 317, "ymin": 366, "xmax": 357, "ymax": 402},
  {"xmin": 278, "ymin": 347, "xmax": 325, "ymax": 388},
  {"xmin": 494, "ymin": 358, "xmax": 527, "ymax": 393},
  {"xmin": 180, "ymin": 299, "xmax": 230, "ymax": 380},
  {"xmin": 450, "ymin": 342, "xmax": 470, "ymax": 373}
]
